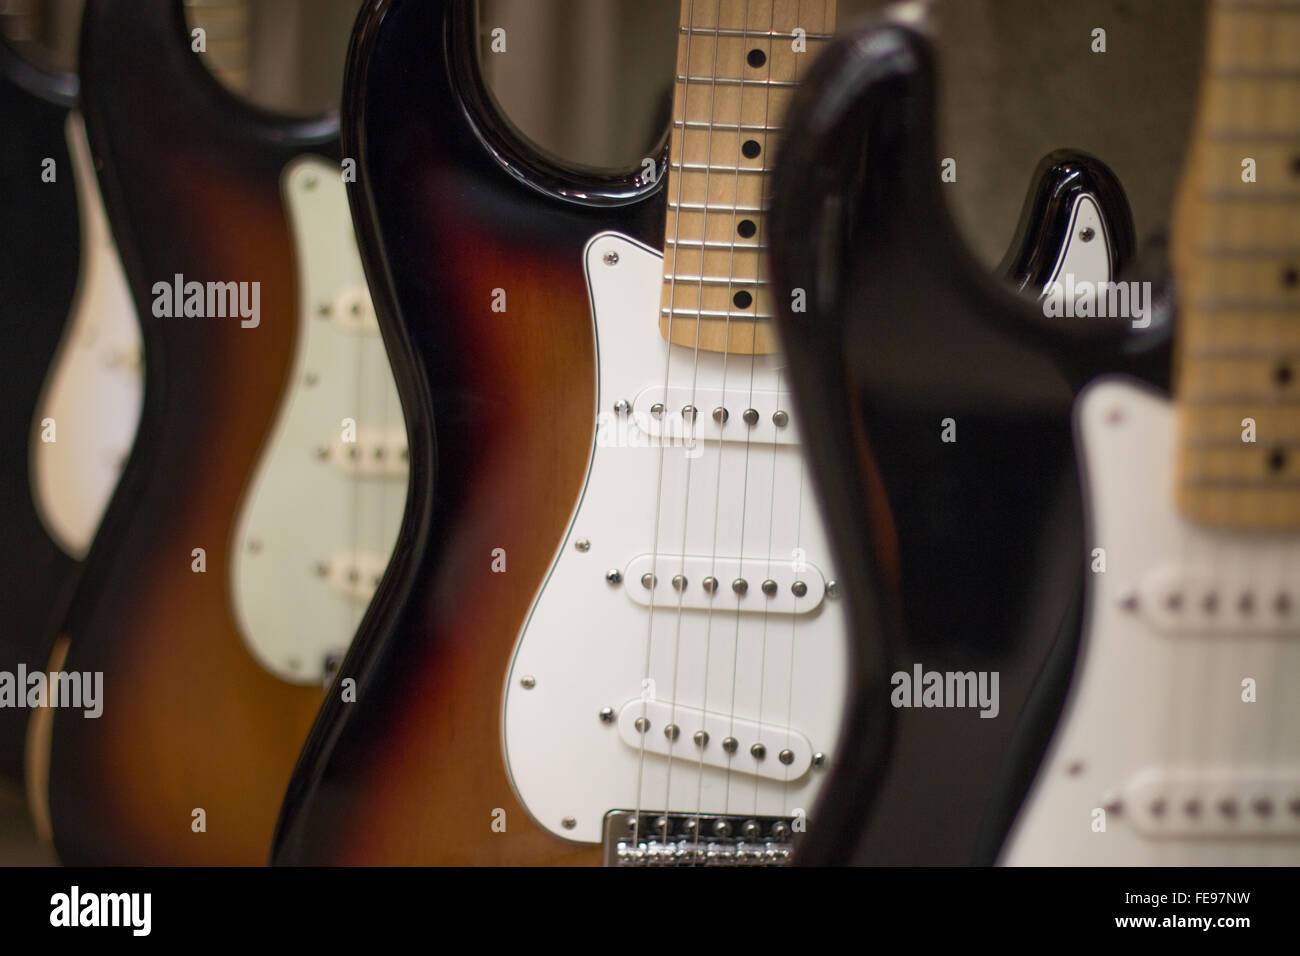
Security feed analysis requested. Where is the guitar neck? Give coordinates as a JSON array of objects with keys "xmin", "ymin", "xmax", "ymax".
[
  {"xmin": 1172, "ymin": 0, "xmax": 1300, "ymax": 528},
  {"xmin": 660, "ymin": 0, "xmax": 836, "ymax": 356},
  {"xmin": 184, "ymin": 0, "xmax": 252, "ymax": 95}
]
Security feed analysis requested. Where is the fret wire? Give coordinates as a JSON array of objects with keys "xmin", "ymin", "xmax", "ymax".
[
  {"xmin": 675, "ymin": 120, "xmax": 785, "ymax": 131},
  {"xmin": 1189, "ymin": 299, "xmax": 1300, "ymax": 312},
  {"xmin": 1184, "ymin": 436, "xmax": 1300, "ymax": 448},
  {"xmin": 1206, "ymin": 129, "xmax": 1300, "ymax": 141},
  {"xmin": 670, "ymin": 163, "xmax": 770, "ymax": 173},
  {"xmin": 678, "ymin": 27, "xmax": 835, "ymax": 39},
  {"xmin": 1216, "ymin": 0, "xmax": 1300, "ymax": 12},
  {"xmin": 663, "ymin": 276, "xmax": 770, "ymax": 285},
  {"xmin": 676, "ymin": 75, "xmax": 799, "ymax": 86},
  {"xmin": 1209, "ymin": 66, "xmax": 1300, "ymax": 79},
  {"xmin": 667, "ymin": 201, "xmax": 766, "ymax": 211},
  {"xmin": 662, "ymin": 308, "xmax": 776, "ymax": 319},
  {"xmin": 1199, "ymin": 244, "xmax": 1300, "ymax": 255},
  {"xmin": 665, "ymin": 238, "xmax": 769, "ymax": 249},
  {"xmin": 1182, "ymin": 476, "xmax": 1300, "ymax": 488},
  {"xmin": 1199, "ymin": 191, "xmax": 1300, "ymax": 203},
  {"xmin": 1184, "ymin": 392, "xmax": 1300, "ymax": 404},
  {"xmin": 1187, "ymin": 345, "xmax": 1300, "ymax": 357}
]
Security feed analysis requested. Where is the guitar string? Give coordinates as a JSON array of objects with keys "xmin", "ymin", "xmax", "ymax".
[
  {"xmin": 737, "ymin": 0, "xmax": 785, "ymax": 822},
  {"xmin": 1262, "ymin": 10, "xmax": 1294, "ymax": 866},
  {"xmin": 712, "ymin": 0, "xmax": 771, "ymax": 830},
  {"xmin": 759, "ymin": 0, "xmax": 830, "ymax": 822},
  {"xmin": 682, "ymin": 0, "xmax": 761, "ymax": 852},
  {"xmin": 1252, "ymin": 13, "xmax": 1290, "ymax": 863},
  {"xmin": 633, "ymin": 0, "xmax": 702, "ymax": 853},
  {"xmin": 655, "ymin": 0, "xmax": 733, "ymax": 850}
]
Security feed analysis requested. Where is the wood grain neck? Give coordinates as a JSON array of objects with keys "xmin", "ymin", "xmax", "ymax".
[
  {"xmin": 1172, "ymin": 0, "xmax": 1300, "ymax": 528},
  {"xmin": 660, "ymin": 0, "xmax": 836, "ymax": 355},
  {"xmin": 185, "ymin": 0, "xmax": 252, "ymax": 95}
]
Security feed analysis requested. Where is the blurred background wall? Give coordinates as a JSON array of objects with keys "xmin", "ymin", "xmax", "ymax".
[
  {"xmin": 4, "ymin": 0, "xmax": 1205, "ymax": 261},
  {"xmin": 0, "ymin": 0, "xmax": 1205, "ymax": 864}
]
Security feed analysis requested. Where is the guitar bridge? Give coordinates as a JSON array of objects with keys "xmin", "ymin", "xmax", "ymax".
[{"xmin": 602, "ymin": 810, "xmax": 798, "ymax": 866}]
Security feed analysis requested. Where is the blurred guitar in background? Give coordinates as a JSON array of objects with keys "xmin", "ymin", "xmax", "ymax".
[{"xmin": 38, "ymin": 0, "xmax": 404, "ymax": 866}]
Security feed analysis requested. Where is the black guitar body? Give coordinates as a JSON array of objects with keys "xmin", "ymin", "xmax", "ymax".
[
  {"xmin": 0, "ymin": 38, "xmax": 82, "ymax": 784},
  {"xmin": 768, "ymin": 22, "xmax": 1173, "ymax": 864}
]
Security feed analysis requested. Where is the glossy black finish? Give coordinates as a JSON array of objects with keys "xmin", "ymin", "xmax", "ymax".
[
  {"xmin": 1000, "ymin": 149, "xmax": 1135, "ymax": 295},
  {"xmin": 0, "ymin": 36, "xmax": 82, "ymax": 783},
  {"xmin": 768, "ymin": 22, "xmax": 1171, "ymax": 865}
]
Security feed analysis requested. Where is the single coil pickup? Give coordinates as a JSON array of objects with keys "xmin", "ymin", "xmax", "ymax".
[
  {"xmin": 616, "ymin": 698, "xmax": 812, "ymax": 781},
  {"xmin": 624, "ymin": 553, "xmax": 825, "ymax": 614},
  {"xmin": 324, "ymin": 425, "xmax": 408, "ymax": 478},
  {"xmin": 325, "ymin": 549, "xmax": 389, "ymax": 603},
  {"xmin": 631, "ymin": 385, "xmax": 799, "ymax": 445},
  {"xmin": 1122, "ymin": 767, "xmax": 1300, "ymax": 838},
  {"xmin": 1136, "ymin": 565, "xmax": 1300, "ymax": 635},
  {"xmin": 602, "ymin": 810, "xmax": 796, "ymax": 866}
]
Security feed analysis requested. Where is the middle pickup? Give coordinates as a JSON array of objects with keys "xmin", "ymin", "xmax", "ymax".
[{"xmin": 623, "ymin": 554, "xmax": 826, "ymax": 615}]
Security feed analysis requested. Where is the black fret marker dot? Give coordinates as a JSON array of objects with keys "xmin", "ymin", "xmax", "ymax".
[
  {"xmin": 1276, "ymin": 364, "xmax": 1293, "ymax": 388},
  {"xmin": 733, "ymin": 290, "xmax": 753, "ymax": 309},
  {"xmin": 737, "ymin": 219, "xmax": 757, "ymax": 239},
  {"xmin": 1284, "ymin": 265, "xmax": 1299, "ymax": 289},
  {"xmin": 1268, "ymin": 447, "xmax": 1287, "ymax": 473},
  {"xmin": 742, "ymin": 139, "xmax": 761, "ymax": 159},
  {"xmin": 747, "ymin": 48, "xmax": 766, "ymax": 68}
]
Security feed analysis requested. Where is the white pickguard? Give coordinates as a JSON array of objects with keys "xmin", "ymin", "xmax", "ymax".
[
  {"xmin": 1002, "ymin": 378, "xmax": 1300, "ymax": 864},
  {"xmin": 229, "ymin": 156, "xmax": 406, "ymax": 685},
  {"xmin": 1045, "ymin": 195, "xmax": 1110, "ymax": 292},
  {"xmin": 31, "ymin": 112, "xmax": 144, "ymax": 559},
  {"xmin": 502, "ymin": 233, "xmax": 847, "ymax": 843}
]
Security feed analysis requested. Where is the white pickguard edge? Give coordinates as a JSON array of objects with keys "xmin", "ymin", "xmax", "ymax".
[
  {"xmin": 1002, "ymin": 378, "xmax": 1300, "ymax": 864},
  {"xmin": 501, "ymin": 232, "xmax": 847, "ymax": 843},
  {"xmin": 1044, "ymin": 195, "xmax": 1110, "ymax": 293},
  {"xmin": 229, "ymin": 156, "xmax": 406, "ymax": 685},
  {"xmin": 30, "ymin": 112, "xmax": 144, "ymax": 559}
]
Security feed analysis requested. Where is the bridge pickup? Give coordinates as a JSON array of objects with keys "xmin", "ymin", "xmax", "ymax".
[
  {"xmin": 326, "ymin": 425, "xmax": 408, "ymax": 478},
  {"xmin": 616, "ymin": 698, "xmax": 813, "ymax": 781},
  {"xmin": 624, "ymin": 554, "xmax": 824, "ymax": 614},
  {"xmin": 632, "ymin": 385, "xmax": 799, "ymax": 446},
  {"xmin": 1123, "ymin": 767, "xmax": 1300, "ymax": 838},
  {"xmin": 602, "ymin": 810, "xmax": 797, "ymax": 866}
]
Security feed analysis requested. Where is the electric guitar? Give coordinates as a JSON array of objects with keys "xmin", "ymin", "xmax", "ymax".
[
  {"xmin": 0, "ymin": 26, "xmax": 91, "ymax": 787},
  {"xmin": 765, "ymin": 10, "xmax": 1171, "ymax": 863},
  {"xmin": 1002, "ymin": 0, "xmax": 1300, "ymax": 865},
  {"xmin": 272, "ymin": 0, "xmax": 1133, "ymax": 866},
  {"xmin": 42, "ymin": 0, "xmax": 403, "ymax": 865}
]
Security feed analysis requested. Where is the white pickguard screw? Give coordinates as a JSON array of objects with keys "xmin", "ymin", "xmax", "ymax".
[
  {"xmin": 602, "ymin": 251, "xmax": 619, "ymax": 266},
  {"xmin": 562, "ymin": 817, "xmax": 577, "ymax": 829},
  {"xmin": 605, "ymin": 569, "xmax": 622, "ymax": 585},
  {"xmin": 520, "ymin": 675, "xmax": 536, "ymax": 689},
  {"xmin": 574, "ymin": 538, "xmax": 590, "ymax": 552},
  {"xmin": 599, "ymin": 707, "xmax": 615, "ymax": 723}
]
